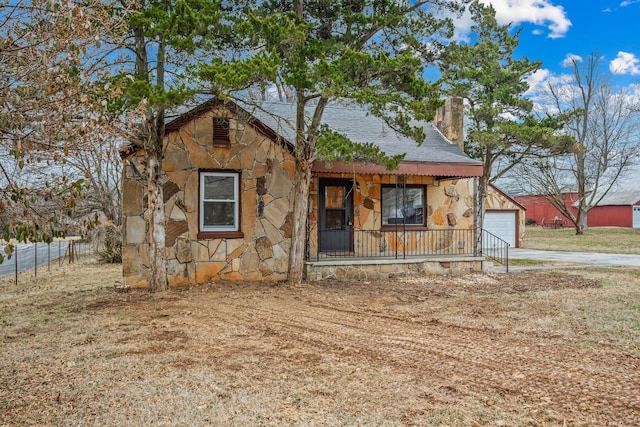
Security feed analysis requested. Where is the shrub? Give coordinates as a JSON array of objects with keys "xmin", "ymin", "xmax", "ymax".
[{"xmin": 89, "ymin": 223, "xmax": 122, "ymax": 263}]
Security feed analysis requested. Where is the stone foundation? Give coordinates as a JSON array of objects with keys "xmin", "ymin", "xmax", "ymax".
[{"xmin": 304, "ymin": 257, "xmax": 485, "ymax": 281}]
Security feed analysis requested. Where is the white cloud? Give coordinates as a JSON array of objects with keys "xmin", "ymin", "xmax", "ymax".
[
  {"xmin": 524, "ymin": 68, "xmax": 550, "ymax": 96},
  {"xmin": 561, "ymin": 53, "xmax": 583, "ymax": 68},
  {"xmin": 479, "ymin": 0, "xmax": 572, "ymax": 38},
  {"xmin": 610, "ymin": 51, "xmax": 640, "ymax": 75},
  {"xmin": 620, "ymin": 0, "xmax": 640, "ymax": 6}
]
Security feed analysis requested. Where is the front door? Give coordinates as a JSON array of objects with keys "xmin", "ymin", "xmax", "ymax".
[{"xmin": 319, "ymin": 180, "xmax": 353, "ymax": 252}]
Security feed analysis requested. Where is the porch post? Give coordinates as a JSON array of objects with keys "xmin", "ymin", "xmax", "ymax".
[
  {"xmin": 395, "ymin": 175, "xmax": 399, "ymax": 259},
  {"xmin": 402, "ymin": 174, "xmax": 407, "ymax": 259},
  {"xmin": 306, "ymin": 176, "xmax": 316, "ymax": 261}
]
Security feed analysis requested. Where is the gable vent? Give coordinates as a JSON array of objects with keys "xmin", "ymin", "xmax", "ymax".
[{"xmin": 213, "ymin": 118, "xmax": 230, "ymax": 146}]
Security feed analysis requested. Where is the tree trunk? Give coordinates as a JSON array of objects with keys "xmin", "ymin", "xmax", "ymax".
[
  {"xmin": 473, "ymin": 176, "xmax": 484, "ymax": 256},
  {"xmin": 287, "ymin": 157, "xmax": 312, "ymax": 285},
  {"xmin": 574, "ymin": 208, "xmax": 585, "ymax": 235},
  {"xmin": 147, "ymin": 148, "xmax": 168, "ymax": 291}
]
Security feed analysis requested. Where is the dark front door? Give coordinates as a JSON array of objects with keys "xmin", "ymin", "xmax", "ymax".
[{"xmin": 319, "ymin": 180, "xmax": 353, "ymax": 252}]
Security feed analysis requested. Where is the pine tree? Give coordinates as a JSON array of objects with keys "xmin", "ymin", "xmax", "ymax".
[
  {"xmin": 439, "ymin": 1, "xmax": 571, "ymax": 195},
  {"xmin": 200, "ymin": 0, "xmax": 465, "ymax": 284},
  {"xmin": 114, "ymin": 0, "xmax": 229, "ymax": 291}
]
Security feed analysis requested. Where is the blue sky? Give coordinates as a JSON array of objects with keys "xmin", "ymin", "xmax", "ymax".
[
  {"xmin": 450, "ymin": 0, "xmax": 640, "ymax": 190},
  {"xmin": 453, "ymin": 0, "xmax": 640, "ymax": 93}
]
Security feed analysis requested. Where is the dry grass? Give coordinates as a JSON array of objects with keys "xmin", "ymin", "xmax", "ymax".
[
  {"xmin": 523, "ymin": 225, "xmax": 640, "ymax": 254},
  {"xmin": 2, "ymin": 258, "xmax": 640, "ymax": 426}
]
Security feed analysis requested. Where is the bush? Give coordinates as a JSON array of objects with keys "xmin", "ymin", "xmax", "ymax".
[
  {"xmin": 89, "ymin": 223, "xmax": 122, "ymax": 263},
  {"xmin": 525, "ymin": 218, "xmax": 537, "ymax": 226}
]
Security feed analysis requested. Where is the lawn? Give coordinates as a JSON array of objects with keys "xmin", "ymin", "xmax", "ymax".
[
  {"xmin": 1, "ymin": 256, "xmax": 639, "ymax": 426},
  {"xmin": 523, "ymin": 225, "xmax": 640, "ymax": 254}
]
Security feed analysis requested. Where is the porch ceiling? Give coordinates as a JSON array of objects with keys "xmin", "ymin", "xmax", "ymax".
[{"xmin": 312, "ymin": 160, "xmax": 484, "ymax": 178}]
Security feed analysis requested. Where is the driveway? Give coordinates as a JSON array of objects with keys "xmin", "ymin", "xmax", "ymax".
[{"xmin": 509, "ymin": 248, "xmax": 640, "ymax": 270}]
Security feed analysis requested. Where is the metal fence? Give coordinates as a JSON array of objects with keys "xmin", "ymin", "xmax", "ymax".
[{"xmin": 0, "ymin": 240, "xmax": 87, "ymax": 285}]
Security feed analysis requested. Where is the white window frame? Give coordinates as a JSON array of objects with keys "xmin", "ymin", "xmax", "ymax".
[{"xmin": 199, "ymin": 171, "xmax": 239, "ymax": 232}]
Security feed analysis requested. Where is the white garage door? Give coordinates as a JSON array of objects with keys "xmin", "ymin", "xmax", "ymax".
[
  {"xmin": 484, "ymin": 211, "xmax": 516, "ymax": 247},
  {"xmin": 634, "ymin": 206, "xmax": 640, "ymax": 228}
]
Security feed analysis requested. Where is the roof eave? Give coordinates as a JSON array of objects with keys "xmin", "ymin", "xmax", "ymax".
[{"xmin": 312, "ymin": 160, "xmax": 483, "ymax": 177}]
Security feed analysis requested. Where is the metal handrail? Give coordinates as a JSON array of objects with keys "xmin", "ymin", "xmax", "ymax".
[{"xmin": 481, "ymin": 229, "xmax": 510, "ymax": 272}]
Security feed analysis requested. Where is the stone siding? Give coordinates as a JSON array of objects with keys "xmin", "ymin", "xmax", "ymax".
[
  {"xmin": 308, "ymin": 173, "xmax": 476, "ymax": 258},
  {"xmin": 122, "ymin": 107, "xmax": 295, "ymax": 288}
]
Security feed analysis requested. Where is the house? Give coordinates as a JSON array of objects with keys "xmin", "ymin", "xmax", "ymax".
[
  {"xmin": 121, "ymin": 98, "xmax": 503, "ymax": 288},
  {"xmin": 515, "ymin": 190, "xmax": 640, "ymax": 228}
]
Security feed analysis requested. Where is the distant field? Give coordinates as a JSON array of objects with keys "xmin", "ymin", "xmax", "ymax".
[{"xmin": 524, "ymin": 225, "xmax": 640, "ymax": 254}]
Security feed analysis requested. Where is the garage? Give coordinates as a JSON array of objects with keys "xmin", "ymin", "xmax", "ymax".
[{"xmin": 484, "ymin": 211, "xmax": 517, "ymax": 248}]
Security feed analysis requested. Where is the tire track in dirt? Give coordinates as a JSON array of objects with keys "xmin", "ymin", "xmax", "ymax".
[{"xmin": 207, "ymin": 292, "xmax": 640, "ymax": 425}]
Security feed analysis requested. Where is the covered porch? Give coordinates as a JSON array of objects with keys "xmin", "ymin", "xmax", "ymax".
[
  {"xmin": 304, "ymin": 162, "xmax": 492, "ymax": 280},
  {"xmin": 305, "ymin": 228, "xmax": 487, "ymax": 281}
]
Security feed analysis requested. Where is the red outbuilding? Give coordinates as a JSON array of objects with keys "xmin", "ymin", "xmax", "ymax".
[
  {"xmin": 515, "ymin": 191, "xmax": 640, "ymax": 228},
  {"xmin": 514, "ymin": 192, "xmax": 578, "ymax": 227},
  {"xmin": 580, "ymin": 192, "xmax": 640, "ymax": 228}
]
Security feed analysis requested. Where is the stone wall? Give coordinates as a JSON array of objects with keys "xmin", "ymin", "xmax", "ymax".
[
  {"xmin": 308, "ymin": 173, "xmax": 476, "ymax": 258},
  {"xmin": 122, "ymin": 107, "xmax": 296, "ymax": 288}
]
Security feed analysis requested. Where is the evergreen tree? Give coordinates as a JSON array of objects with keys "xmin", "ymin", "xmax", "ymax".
[
  {"xmin": 200, "ymin": 0, "xmax": 465, "ymax": 285},
  {"xmin": 439, "ymin": 0, "xmax": 571, "ymax": 197},
  {"xmin": 113, "ymin": 0, "xmax": 228, "ymax": 291}
]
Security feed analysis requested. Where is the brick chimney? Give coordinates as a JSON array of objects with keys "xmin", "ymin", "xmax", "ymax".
[{"xmin": 434, "ymin": 97, "xmax": 464, "ymax": 151}]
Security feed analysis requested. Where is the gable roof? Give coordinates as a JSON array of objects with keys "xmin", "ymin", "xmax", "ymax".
[
  {"xmin": 583, "ymin": 191, "xmax": 640, "ymax": 207},
  {"xmin": 489, "ymin": 183, "xmax": 527, "ymax": 211},
  {"xmin": 239, "ymin": 101, "xmax": 479, "ymax": 164},
  {"xmin": 163, "ymin": 98, "xmax": 483, "ymax": 177}
]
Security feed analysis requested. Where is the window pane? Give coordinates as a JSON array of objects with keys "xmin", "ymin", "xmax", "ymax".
[
  {"xmin": 325, "ymin": 210, "xmax": 345, "ymax": 230},
  {"xmin": 382, "ymin": 187, "xmax": 399, "ymax": 225},
  {"xmin": 204, "ymin": 175, "xmax": 235, "ymax": 200},
  {"xmin": 382, "ymin": 187, "xmax": 424, "ymax": 225},
  {"xmin": 404, "ymin": 188, "xmax": 424, "ymax": 224},
  {"xmin": 324, "ymin": 186, "xmax": 345, "ymax": 209},
  {"xmin": 203, "ymin": 201, "xmax": 235, "ymax": 227}
]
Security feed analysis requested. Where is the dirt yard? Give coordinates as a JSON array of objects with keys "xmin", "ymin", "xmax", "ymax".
[{"xmin": 1, "ymin": 259, "xmax": 639, "ymax": 426}]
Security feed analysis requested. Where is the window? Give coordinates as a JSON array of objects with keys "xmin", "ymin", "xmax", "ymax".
[
  {"xmin": 199, "ymin": 171, "xmax": 242, "ymax": 238},
  {"xmin": 381, "ymin": 185, "xmax": 425, "ymax": 226}
]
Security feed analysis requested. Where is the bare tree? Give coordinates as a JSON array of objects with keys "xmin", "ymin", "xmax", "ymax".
[
  {"xmin": 66, "ymin": 138, "xmax": 123, "ymax": 226},
  {"xmin": 0, "ymin": 0, "xmax": 119, "ymax": 245},
  {"xmin": 519, "ymin": 53, "xmax": 640, "ymax": 234}
]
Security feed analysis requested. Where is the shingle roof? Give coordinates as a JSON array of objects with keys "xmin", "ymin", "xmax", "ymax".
[
  {"xmin": 162, "ymin": 98, "xmax": 482, "ymax": 171},
  {"xmin": 238, "ymin": 101, "xmax": 480, "ymax": 165}
]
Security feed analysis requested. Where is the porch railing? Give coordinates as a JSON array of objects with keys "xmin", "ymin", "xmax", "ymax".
[
  {"xmin": 311, "ymin": 228, "xmax": 476, "ymax": 261},
  {"xmin": 481, "ymin": 229, "xmax": 509, "ymax": 272}
]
